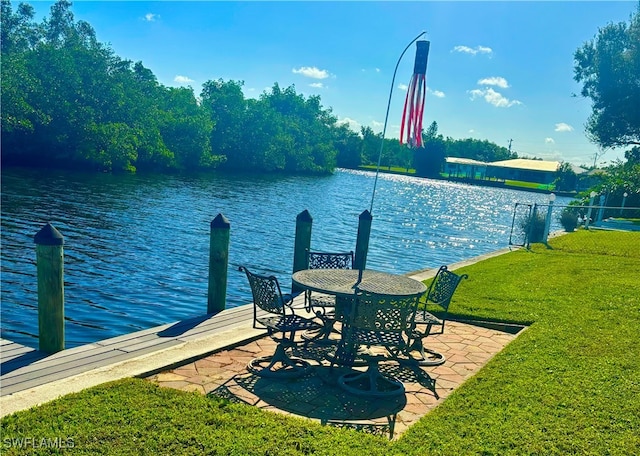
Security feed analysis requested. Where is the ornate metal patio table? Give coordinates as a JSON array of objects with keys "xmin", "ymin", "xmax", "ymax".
[
  {"xmin": 292, "ymin": 269, "xmax": 427, "ymax": 299},
  {"xmin": 292, "ymin": 268, "xmax": 427, "ymax": 361},
  {"xmin": 292, "ymin": 269, "xmax": 429, "ymax": 395}
]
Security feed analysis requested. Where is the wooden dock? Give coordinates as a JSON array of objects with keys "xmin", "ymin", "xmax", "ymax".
[{"xmin": 0, "ymin": 302, "xmax": 278, "ymax": 417}]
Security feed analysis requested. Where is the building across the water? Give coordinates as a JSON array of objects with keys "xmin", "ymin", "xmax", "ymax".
[
  {"xmin": 444, "ymin": 157, "xmax": 567, "ymax": 185},
  {"xmin": 486, "ymin": 159, "xmax": 561, "ymax": 185},
  {"xmin": 444, "ymin": 157, "xmax": 488, "ymax": 180}
]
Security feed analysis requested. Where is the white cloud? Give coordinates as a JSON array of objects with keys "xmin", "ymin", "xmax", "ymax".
[
  {"xmin": 452, "ymin": 45, "xmax": 493, "ymax": 56},
  {"xmin": 468, "ymin": 88, "xmax": 522, "ymax": 108},
  {"xmin": 468, "ymin": 129, "xmax": 475, "ymax": 134},
  {"xmin": 453, "ymin": 45, "xmax": 474, "ymax": 54},
  {"xmin": 144, "ymin": 13, "xmax": 158, "ymax": 22},
  {"xmin": 554, "ymin": 122, "xmax": 574, "ymax": 132},
  {"xmin": 429, "ymin": 89, "xmax": 445, "ymax": 98},
  {"xmin": 375, "ymin": 68, "xmax": 381, "ymax": 73},
  {"xmin": 398, "ymin": 83, "xmax": 408, "ymax": 91},
  {"xmin": 309, "ymin": 82, "xmax": 324, "ymax": 89},
  {"xmin": 337, "ymin": 117, "xmax": 360, "ymax": 130},
  {"xmin": 545, "ymin": 137, "xmax": 555, "ymax": 144},
  {"xmin": 371, "ymin": 120, "xmax": 384, "ymax": 129},
  {"xmin": 242, "ymin": 87, "xmax": 259, "ymax": 100},
  {"xmin": 477, "ymin": 76, "xmax": 509, "ymax": 88},
  {"xmin": 292, "ymin": 66, "xmax": 330, "ymax": 79},
  {"xmin": 174, "ymin": 75, "xmax": 194, "ymax": 84}
]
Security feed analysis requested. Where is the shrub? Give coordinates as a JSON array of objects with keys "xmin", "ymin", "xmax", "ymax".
[
  {"xmin": 560, "ymin": 208, "xmax": 578, "ymax": 232},
  {"xmin": 519, "ymin": 211, "xmax": 546, "ymax": 243}
]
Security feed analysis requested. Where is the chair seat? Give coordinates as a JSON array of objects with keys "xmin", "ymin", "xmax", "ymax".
[
  {"xmin": 351, "ymin": 329, "xmax": 406, "ymax": 350},
  {"xmin": 309, "ymin": 293, "xmax": 337, "ymax": 308},
  {"xmin": 413, "ymin": 311, "xmax": 441, "ymax": 326},
  {"xmin": 257, "ymin": 314, "xmax": 321, "ymax": 333}
]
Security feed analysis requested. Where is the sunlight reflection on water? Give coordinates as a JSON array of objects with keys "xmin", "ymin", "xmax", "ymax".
[{"xmin": 1, "ymin": 167, "xmax": 573, "ymax": 347}]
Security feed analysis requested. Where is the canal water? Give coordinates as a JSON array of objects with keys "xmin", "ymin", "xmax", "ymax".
[{"xmin": 1, "ymin": 167, "xmax": 572, "ymax": 348}]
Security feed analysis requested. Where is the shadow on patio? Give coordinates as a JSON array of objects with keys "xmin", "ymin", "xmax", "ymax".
[{"xmin": 147, "ymin": 320, "xmax": 524, "ymax": 439}]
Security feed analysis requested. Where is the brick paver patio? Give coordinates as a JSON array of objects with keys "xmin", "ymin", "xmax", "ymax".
[{"xmin": 147, "ymin": 321, "xmax": 522, "ymax": 439}]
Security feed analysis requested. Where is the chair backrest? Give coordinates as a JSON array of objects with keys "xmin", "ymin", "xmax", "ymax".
[
  {"xmin": 334, "ymin": 291, "xmax": 422, "ymax": 366},
  {"xmin": 239, "ymin": 266, "xmax": 287, "ymax": 315},
  {"xmin": 351, "ymin": 291, "xmax": 422, "ymax": 342},
  {"xmin": 307, "ymin": 250, "xmax": 354, "ymax": 270},
  {"xmin": 425, "ymin": 265, "xmax": 468, "ymax": 311}
]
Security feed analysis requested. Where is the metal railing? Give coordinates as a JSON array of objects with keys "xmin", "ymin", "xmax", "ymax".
[{"xmin": 510, "ymin": 198, "xmax": 640, "ymax": 251}]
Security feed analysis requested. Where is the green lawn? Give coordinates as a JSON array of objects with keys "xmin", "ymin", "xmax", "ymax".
[
  {"xmin": 396, "ymin": 231, "xmax": 640, "ymax": 455},
  {"xmin": 2, "ymin": 231, "xmax": 639, "ymax": 455},
  {"xmin": 359, "ymin": 165, "xmax": 416, "ymax": 174},
  {"xmin": 504, "ymin": 179, "xmax": 554, "ymax": 190}
]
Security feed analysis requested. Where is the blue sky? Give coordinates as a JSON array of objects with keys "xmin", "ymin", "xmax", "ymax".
[{"xmin": 27, "ymin": 1, "xmax": 637, "ymax": 167}]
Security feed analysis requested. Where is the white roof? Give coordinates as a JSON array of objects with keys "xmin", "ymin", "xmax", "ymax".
[
  {"xmin": 445, "ymin": 157, "xmax": 487, "ymax": 166},
  {"xmin": 489, "ymin": 159, "xmax": 560, "ymax": 172},
  {"xmin": 569, "ymin": 164, "xmax": 589, "ymax": 175}
]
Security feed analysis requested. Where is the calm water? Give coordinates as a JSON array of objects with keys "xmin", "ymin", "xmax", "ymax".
[{"xmin": 1, "ymin": 167, "xmax": 571, "ymax": 348}]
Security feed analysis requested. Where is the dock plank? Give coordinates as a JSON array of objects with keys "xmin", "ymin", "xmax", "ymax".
[
  {"xmin": 1, "ymin": 349, "xmax": 127, "ymax": 395},
  {"xmin": 93, "ymin": 323, "xmax": 175, "ymax": 347},
  {"xmin": 115, "ymin": 335, "xmax": 186, "ymax": 354},
  {"xmin": 1, "ymin": 343, "xmax": 109, "ymax": 378},
  {"xmin": 1, "ymin": 345, "xmax": 121, "ymax": 383},
  {"xmin": 95, "ymin": 333, "xmax": 164, "ymax": 352},
  {"xmin": 0, "ymin": 343, "xmax": 37, "ymax": 361},
  {"xmin": 1, "ymin": 336, "xmax": 184, "ymax": 394},
  {"xmin": 0, "ymin": 302, "xmax": 262, "ymax": 398}
]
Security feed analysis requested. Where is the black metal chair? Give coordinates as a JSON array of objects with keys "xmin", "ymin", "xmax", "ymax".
[
  {"xmin": 409, "ymin": 265, "xmax": 468, "ymax": 366},
  {"xmin": 302, "ymin": 250, "xmax": 354, "ymax": 344},
  {"xmin": 239, "ymin": 266, "xmax": 321, "ymax": 378},
  {"xmin": 334, "ymin": 290, "xmax": 423, "ymax": 397}
]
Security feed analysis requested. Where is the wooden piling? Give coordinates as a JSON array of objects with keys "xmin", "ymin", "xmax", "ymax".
[
  {"xmin": 292, "ymin": 210, "xmax": 313, "ymax": 293},
  {"xmin": 208, "ymin": 213, "xmax": 230, "ymax": 314},
  {"xmin": 354, "ymin": 210, "xmax": 373, "ymax": 271},
  {"xmin": 34, "ymin": 223, "xmax": 65, "ymax": 353}
]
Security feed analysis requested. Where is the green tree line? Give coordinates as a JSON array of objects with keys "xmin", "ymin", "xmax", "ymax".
[
  {"xmin": 1, "ymin": 1, "xmax": 349, "ymax": 174},
  {"xmin": 1, "ymin": 1, "xmax": 530, "ymax": 176},
  {"xmin": 573, "ymin": 2, "xmax": 640, "ymax": 211}
]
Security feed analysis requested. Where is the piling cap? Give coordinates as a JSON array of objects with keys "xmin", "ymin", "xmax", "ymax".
[
  {"xmin": 211, "ymin": 213, "xmax": 230, "ymax": 229},
  {"xmin": 359, "ymin": 210, "xmax": 373, "ymax": 221},
  {"xmin": 34, "ymin": 222, "xmax": 64, "ymax": 246},
  {"xmin": 296, "ymin": 209, "xmax": 313, "ymax": 222}
]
